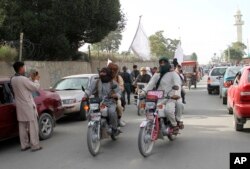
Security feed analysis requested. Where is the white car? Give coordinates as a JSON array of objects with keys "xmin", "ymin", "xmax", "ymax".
[
  {"xmin": 207, "ymin": 67, "xmax": 227, "ymax": 94},
  {"xmin": 53, "ymin": 74, "xmax": 98, "ymax": 120}
]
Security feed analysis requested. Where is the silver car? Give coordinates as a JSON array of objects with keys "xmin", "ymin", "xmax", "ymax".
[
  {"xmin": 53, "ymin": 74, "xmax": 98, "ymax": 120},
  {"xmin": 207, "ymin": 66, "xmax": 227, "ymax": 94}
]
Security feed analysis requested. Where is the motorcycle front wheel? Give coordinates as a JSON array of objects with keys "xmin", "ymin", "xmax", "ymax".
[
  {"xmin": 87, "ymin": 123, "xmax": 101, "ymax": 156},
  {"xmin": 138, "ymin": 121, "xmax": 154, "ymax": 157}
]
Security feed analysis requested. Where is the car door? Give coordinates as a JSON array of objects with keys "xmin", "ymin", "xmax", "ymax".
[{"xmin": 0, "ymin": 83, "xmax": 18, "ymax": 140}]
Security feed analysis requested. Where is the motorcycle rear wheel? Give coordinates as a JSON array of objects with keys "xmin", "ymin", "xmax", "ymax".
[
  {"xmin": 138, "ymin": 122, "xmax": 154, "ymax": 157},
  {"xmin": 87, "ymin": 124, "xmax": 101, "ymax": 156}
]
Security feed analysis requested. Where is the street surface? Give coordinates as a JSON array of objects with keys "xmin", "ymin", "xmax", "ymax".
[{"xmin": 1, "ymin": 77, "xmax": 250, "ymax": 169}]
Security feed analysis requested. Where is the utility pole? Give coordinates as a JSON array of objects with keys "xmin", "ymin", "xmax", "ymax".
[
  {"xmin": 19, "ymin": 32, "xmax": 24, "ymax": 61},
  {"xmin": 88, "ymin": 45, "xmax": 91, "ymax": 62}
]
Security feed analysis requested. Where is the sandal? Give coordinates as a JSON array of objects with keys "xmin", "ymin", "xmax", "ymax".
[{"xmin": 31, "ymin": 146, "xmax": 43, "ymax": 152}]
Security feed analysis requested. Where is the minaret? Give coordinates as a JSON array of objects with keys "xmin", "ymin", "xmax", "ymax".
[{"xmin": 234, "ymin": 9, "xmax": 244, "ymax": 43}]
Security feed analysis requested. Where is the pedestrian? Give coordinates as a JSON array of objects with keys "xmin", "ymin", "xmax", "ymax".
[
  {"xmin": 152, "ymin": 67, "xmax": 158, "ymax": 75},
  {"xmin": 120, "ymin": 66, "xmax": 132, "ymax": 105},
  {"xmin": 11, "ymin": 62, "xmax": 42, "ymax": 152},
  {"xmin": 130, "ymin": 65, "xmax": 140, "ymax": 93}
]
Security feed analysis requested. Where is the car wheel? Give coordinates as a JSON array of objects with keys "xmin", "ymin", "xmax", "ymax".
[
  {"xmin": 222, "ymin": 97, "xmax": 227, "ymax": 105},
  {"xmin": 39, "ymin": 113, "xmax": 54, "ymax": 140},
  {"xmin": 79, "ymin": 102, "xmax": 88, "ymax": 121},
  {"xmin": 227, "ymin": 98, "xmax": 233, "ymax": 114},
  {"xmin": 233, "ymin": 111, "xmax": 244, "ymax": 131},
  {"xmin": 208, "ymin": 90, "xmax": 212, "ymax": 95}
]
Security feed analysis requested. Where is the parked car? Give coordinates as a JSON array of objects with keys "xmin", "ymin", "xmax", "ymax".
[
  {"xmin": 219, "ymin": 66, "xmax": 242, "ymax": 104},
  {"xmin": 227, "ymin": 66, "xmax": 250, "ymax": 131},
  {"xmin": 53, "ymin": 74, "xmax": 99, "ymax": 121},
  {"xmin": 207, "ymin": 66, "xmax": 227, "ymax": 94},
  {"xmin": 0, "ymin": 77, "xmax": 64, "ymax": 141}
]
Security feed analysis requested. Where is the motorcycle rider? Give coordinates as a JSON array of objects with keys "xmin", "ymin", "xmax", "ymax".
[
  {"xmin": 175, "ymin": 65, "xmax": 186, "ymax": 104},
  {"xmin": 86, "ymin": 67, "xmax": 121, "ymax": 135},
  {"xmin": 133, "ymin": 67, "xmax": 151, "ymax": 86},
  {"xmin": 107, "ymin": 63, "xmax": 126, "ymax": 127},
  {"xmin": 143, "ymin": 57, "xmax": 181, "ymax": 133}
]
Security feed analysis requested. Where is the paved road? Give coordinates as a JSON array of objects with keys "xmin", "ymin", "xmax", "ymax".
[{"xmin": 1, "ymin": 78, "xmax": 250, "ymax": 169}]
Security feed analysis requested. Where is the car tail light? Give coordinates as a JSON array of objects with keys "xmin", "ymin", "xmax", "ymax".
[
  {"xmin": 207, "ymin": 77, "xmax": 211, "ymax": 84},
  {"xmin": 240, "ymin": 92, "xmax": 250, "ymax": 102},
  {"xmin": 223, "ymin": 80, "xmax": 233, "ymax": 88}
]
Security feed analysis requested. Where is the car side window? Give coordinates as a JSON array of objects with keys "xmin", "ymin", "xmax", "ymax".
[{"xmin": 0, "ymin": 84, "xmax": 12, "ymax": 104}]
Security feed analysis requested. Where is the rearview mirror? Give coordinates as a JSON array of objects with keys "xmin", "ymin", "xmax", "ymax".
[{"xmin": 172, "ymin": 85, "xmax": 179, "ymax": 90}]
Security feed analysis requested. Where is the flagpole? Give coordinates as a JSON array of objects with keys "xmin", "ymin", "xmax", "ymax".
[{"xmin": 128, "ymin": 15, "xmax": 142, "ymax": 52}]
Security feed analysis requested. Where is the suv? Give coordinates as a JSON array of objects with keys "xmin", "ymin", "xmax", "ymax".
[
  {"xmin": 0, "ymin": 77, "xmax": 63, "ymax": 141},
  {"xmin": 207, "ymin": 67, "xmax": 227, "ymax": 94}
]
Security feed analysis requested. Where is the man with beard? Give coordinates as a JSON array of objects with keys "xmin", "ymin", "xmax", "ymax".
[
  {"xmin": 86, "ymin": 67, "xmax": 121, "ymax": 135},
  {"xmin": 143, "ymin": 57, "xmax": 181, "ymax": 133},
  {"xmin": 11, "ymin": 62, "xmax": 42, "ymax": 152}
]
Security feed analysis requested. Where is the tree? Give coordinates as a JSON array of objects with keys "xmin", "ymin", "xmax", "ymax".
[
  {"xmin": 149, "ymin": 30, "xmax": 179, "ymax": 58},
  {"xmin": 92, "ymin": 13, "xmax": 126, "ymax": 54},
  {"xmin": 191, "ymin": 52, "xmax": 198, "ymax": 61},
  {"xmin": 224, "ymin": 42, "xmax": 246, "ymax": 63},
  {"xmin": 0, "ymin": 0, "xmax": 123, "ymax": 60}
]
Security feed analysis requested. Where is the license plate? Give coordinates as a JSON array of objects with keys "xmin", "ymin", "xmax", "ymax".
[
  {"xmin": 90, "ymin": 113, "xmax": 101, "ymax": 121},
  {"xmin": 146, "ymin": 113, "xmax": 154, "ymax": 120}
]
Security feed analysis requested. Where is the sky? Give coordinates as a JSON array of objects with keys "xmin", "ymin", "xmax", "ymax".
[{"xmin": 119, "ymin": 0, "xmax": 250, "ymax": 64}]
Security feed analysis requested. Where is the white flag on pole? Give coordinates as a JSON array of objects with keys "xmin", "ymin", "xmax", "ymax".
[
  {"xmin": 130, "ymin": 20, "xmax": 151, "ymax": 61},
  {"xmin": 107, "ymin": 58, "xmax": 112, "ymax": 66},
  {"xmin": 174, "ymin": 42, "xmax": 184, "ymax": 65}
]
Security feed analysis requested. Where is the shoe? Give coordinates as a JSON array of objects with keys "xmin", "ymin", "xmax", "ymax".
[
  {"xmin": 107, "ymin": 127, "xmax": 112, "ymax": 135},
  {"xmin": 31, "ymin": 146, "xmax": 42, "ymax": 152},
  {"xmin": 112, "ymin": 128, "xmax": 122, "ymax": 136},
  {"xmin": 177, "ymin": 121, "xmax": 184, "ymax": 129},
  {"xmin": 21, "ymin": 146, "xmax": 30, "ymax": 151},
  {"xmin": 183, "ymin": 101, "xmax": 186, "ymax": 104},
  {"xmin": 169, "ymin": 126, "xmax": 179, "ymax": 135},
  {"xmin": 118, "ymin": 119, "xmax": 126, "ymax": 127}
]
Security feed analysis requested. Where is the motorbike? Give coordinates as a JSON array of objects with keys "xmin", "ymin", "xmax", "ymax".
[
  {"xmin": 138, "ymin": 86, "xmax": 184, "ymax": 157},
  {"xmin": 134, "ymin": 83, "xmax": 147, "ymax": 116},
  {"xmin": 82, "ymin": 85, "xmax": 120, "ymax": 156}
]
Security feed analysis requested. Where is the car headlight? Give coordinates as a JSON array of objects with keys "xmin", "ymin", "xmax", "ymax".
[{"xmin": 62, "ymin": 99, "xmax": 76, "ymax": 104}]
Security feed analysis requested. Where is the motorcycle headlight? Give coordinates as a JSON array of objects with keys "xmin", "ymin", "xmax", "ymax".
[
  {"xmin": 146, "ymin": 102, "xmax": 155, "ymax": 109},
  {"xmin": 89, "ymin": 103, "xmax": 99, "ymax": 110}
]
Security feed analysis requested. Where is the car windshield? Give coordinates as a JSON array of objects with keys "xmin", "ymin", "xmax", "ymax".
[
  {"xmin": 211, "ymin": 68, "xmax": 227, "ymax": 76},
  {"xmin": 226, "ymin": 67, "xmax": 242, "ymax": 77},
  {"xmin": 53, "ymin": 78, "xmax": 89, "ymax": 90}
]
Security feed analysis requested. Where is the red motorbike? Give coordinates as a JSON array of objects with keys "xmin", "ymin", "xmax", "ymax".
[{"xmin": 138, "ymin": 86, "xmax": 184, "ymax": 157}]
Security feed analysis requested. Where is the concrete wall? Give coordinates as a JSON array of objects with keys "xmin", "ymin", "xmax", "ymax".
[{"xmin": 0, "ymin": 60, "xmax": 158, "ymax": 88}]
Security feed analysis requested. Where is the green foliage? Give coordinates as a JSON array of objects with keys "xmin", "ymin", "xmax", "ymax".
[
  {"xmin": 149, "ymin": 30, "xmax": 179, "ymax": 58},
  {"xmin": 224, "ymin": 42, "xmax": 246, "ymax": 62},
  {"xmin": 0, "ymin": 0, "xmax": 123, "ymax": 60},
  {"xmin": 92, "ymin": 30, "xmax": 122, "ymax": 53},
  {"xmin": 0, "ymin": 45, "xmax": 18, "ymax": 62},
  {"xmin": 191, "ymin": 52, "xmax": 198, "ymax": 61}
]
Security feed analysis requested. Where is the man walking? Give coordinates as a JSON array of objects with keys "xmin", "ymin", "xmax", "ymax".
[
  {"xmin": 121, "ymin": 66, "xmax": 132, "ymax": 105},
  {"xmin": 11, "ymin": 62, "xmax": 42, "ymax": 152}
]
